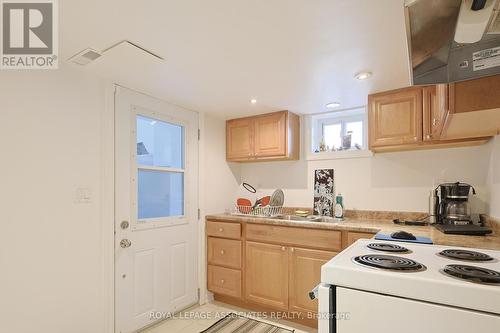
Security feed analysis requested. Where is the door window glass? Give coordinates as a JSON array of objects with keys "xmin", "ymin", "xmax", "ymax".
[
  {"xmin": 136, "ymin": 115, "xmax": 184, "ymax": 169},
  {"xmin": 136, "ymin": 115, "xmax": 185, "ymax": 220}
]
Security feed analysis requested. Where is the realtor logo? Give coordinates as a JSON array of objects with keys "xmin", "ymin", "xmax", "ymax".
[{"xmin": 1, "ymin": 0, "xmax": 58, "ymax": 69}]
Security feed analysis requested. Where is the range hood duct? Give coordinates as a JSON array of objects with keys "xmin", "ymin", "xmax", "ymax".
[{"xmin": 406, "ymin": 0, "xmax": 500, "ymax": 85}]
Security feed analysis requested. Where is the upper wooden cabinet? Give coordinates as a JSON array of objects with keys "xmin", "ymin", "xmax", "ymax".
[
  {"xmin": 368, "ymin": 87, "xmax": 423, "ymax": 148},
  {"xmin": 443, "ymin": 75, "xmax": 500, "ymax": 140},
  {"xmin": 423, "ymin": 84, "xmax": 448, "ymax": 142},
  {"xmin": 226, "ymin": 111, "xmax": 299, "ymax": 162},
  {"xmin": 449, "ymin": 75, "xmax": 500, "ymax": 114},
  {"xmin": 254, "ymin": 112, "xmax": 287, "ymax": 158},
  {"xmin": 368, "ymin": 78, "xmax": 498, "ymax": 152},
  {"xmin": 226, "ymin": 117, "xmax": 254, "ymax": 160}
]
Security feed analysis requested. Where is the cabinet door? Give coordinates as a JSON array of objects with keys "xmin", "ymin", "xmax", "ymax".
[
  {"xmin": 368, "ymin": 87, "xmax": 423, "ymax": 148},
  {"xmin": 245, "ymin": 241, "xmax": 289, "ymax": 310},
  {"xmin": 289, "ymin": 247, "xmax": 336, "ymax": 314},
  {"xmin": 226, "ymin": 118, "xmax": 254, "ymax": 160},
  {"xmin": 423, "ymin": 84, "xmax": 448, "ymax": 141},
  {"xmin": 449, "ymin": 75, "xmax": 500, "ymax": 114},
  {"xmin": 253, "ymin": 112, "xmax": 287, "ymax": 158},
  {"xmin": 346, "ymin": 232, "xmax": 375, "ymax": 247}
]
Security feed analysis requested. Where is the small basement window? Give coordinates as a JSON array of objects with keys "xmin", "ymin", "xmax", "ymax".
[{"xmin": 309, "ymin": 107, "xmax": 370, "ymax": 159}]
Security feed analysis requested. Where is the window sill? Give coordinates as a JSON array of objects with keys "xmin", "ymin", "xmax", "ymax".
[{"xmin": 306, "ymin": 149, "xmax": 373, "ymax": 161}]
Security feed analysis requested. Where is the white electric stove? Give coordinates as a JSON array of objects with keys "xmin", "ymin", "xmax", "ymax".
[{"xmin": 318, "ymin": 239, "xmax": 500, "ymax": 333}]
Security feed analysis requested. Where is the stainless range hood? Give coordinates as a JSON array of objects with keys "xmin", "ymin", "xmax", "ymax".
[{"xmin": 406, "ymin": 0, "xmax": 500, "ymax": 85}]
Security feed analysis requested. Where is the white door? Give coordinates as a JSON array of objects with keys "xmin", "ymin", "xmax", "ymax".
[{"xmin": 115, "ymin": 87, "xmax": 199, "ymax": 333}]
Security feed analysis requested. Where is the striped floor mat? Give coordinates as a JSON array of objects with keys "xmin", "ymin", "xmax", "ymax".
[{"xmin": 201, "ymin": 314, "xmax": 294, "ymax": 333}]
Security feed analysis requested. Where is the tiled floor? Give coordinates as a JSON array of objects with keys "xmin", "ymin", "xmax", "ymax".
[{"xmin": 141, "ymin": 301, "xmax": 317, "ymax": 333}]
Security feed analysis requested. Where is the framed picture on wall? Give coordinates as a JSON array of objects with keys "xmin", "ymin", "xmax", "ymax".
[{"xmin": 313, "ymin": 169, "xmax": 334, "ymax": 216}]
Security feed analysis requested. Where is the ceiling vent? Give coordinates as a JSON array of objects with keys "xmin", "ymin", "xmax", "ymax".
[
  {"xmin": 68, "ymin": 48, "xmax": 102, "ymax": 65},
  {"xmin": 68, "ymin": 41, "xmax": 163, "ymax": 66}
]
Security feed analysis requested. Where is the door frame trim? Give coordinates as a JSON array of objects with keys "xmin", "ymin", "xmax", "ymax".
[
  {"xmin": 102, "ymin": 82, "xmax": 116, "ymax": 333},
  {"xmin": 102, "ymin": 84, "xmax": 206, "ymax": 333}
]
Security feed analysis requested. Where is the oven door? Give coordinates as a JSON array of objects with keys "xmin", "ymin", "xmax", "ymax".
[{"xmin": 319, "ymin": 286, "xmax": 500, "ymax": 333}]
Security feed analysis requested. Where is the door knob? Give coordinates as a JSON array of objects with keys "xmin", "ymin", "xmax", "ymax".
[{"xmin": 120, "ymin": 239, "xmax": 132, "ymax": 248}]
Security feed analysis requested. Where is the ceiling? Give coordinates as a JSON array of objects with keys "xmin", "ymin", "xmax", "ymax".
[{"xmin": 62, "ymin": 0, "xmax": 411, "ymax": 118}]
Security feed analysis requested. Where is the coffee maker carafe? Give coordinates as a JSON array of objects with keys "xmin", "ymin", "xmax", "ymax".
[
  {"xmin": 437, "ymin": 182, "xmax": 474, "ymax": 225},
  {"xmin": 434, "ymin": 182, "xmax": 492, "ymax": 235}
]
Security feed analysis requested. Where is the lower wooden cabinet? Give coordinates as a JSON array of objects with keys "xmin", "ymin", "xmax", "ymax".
[
  {"xmin": 207, "ymin": 221, "xmax": 374, "ymax": 328},
  {"xmin": 289, "ymin": 247, "xmax": 337, "ymax": 314},
  {"xmin": 346, "ymin": 231, "xmax": 376, "ymax": 247},
  {"xmin": 245, "ymin": 241, "xmax": 338, "ymax": 314},
  {"xmin": 245, "ymin": 242, "xmax": 289, "ymax": 311},
  {"xmin": 207, "ymin": 237, "xmax": 241, "ymax": 269},
  {"xmin": 208, "ymin": 265, "xmax": 242, "ymax": 298}
]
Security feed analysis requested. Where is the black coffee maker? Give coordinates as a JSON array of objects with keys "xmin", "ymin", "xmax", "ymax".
[{"xmin": 434, "ymin": 182, "xmax": 492, "ymax": 235}]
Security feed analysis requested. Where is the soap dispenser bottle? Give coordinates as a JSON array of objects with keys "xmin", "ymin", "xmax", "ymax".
[{"xmin": 334, "ymin": 194, "xmax": 344, "ymax": 219}]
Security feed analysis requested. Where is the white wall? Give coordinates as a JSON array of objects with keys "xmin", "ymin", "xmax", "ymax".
[
  {"xmin": 202, "ymin": 115, "xmax": 241, "ymax": 214},
  {"xmin": 240, "ymin": 144, "xmax": 492, "ymax": 214},
  {"xmin": 488, "ymin": 136, "xmax": 500, "ymax": 219},
  {"xmin": 0, "ymin": 66, "xmax": 106, "ymax": 333}
]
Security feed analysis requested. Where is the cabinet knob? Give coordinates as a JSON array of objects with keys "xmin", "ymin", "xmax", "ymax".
[
  {"xmin": 290, "ymin": 247, "xmax": 295, "ymax": 253},
  {"xmin": 218, "ymin": 228, "xmax": 224, "ymax": 232},
  {"xmin": 220, "ymin": 279, "xmax": 225, "ymax": 284},
  {"xmin": 432, "ymin": 118, "xmax": 437, "ymax": 126},
  {"xmin": 414, "ymin": 136, "xmax": 418, "ymax": 141},
  {"xmin": 220, "ymin": 250, "xmax": 225, "ymax": 255},
  {"xmin": 281, "ymin": 246, "xmax": 286, "ymax": 251},
  {"xmin": 426, "ymin": 134, "xmax": 432, "ymax": 140}
]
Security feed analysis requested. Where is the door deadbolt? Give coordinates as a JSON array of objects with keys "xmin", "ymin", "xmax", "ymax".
[
  {"xmin": 120, "ymin": 239, "xmax": 132, "ymax": 248},
  {"xmin": 120, "ymin": 221, "xmax": 129, "ymax": 229}
]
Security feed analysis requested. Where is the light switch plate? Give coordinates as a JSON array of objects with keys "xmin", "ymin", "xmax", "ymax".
[{"xmin": 74, "ymin": 187, "xmax": 92, "ymax": 204}]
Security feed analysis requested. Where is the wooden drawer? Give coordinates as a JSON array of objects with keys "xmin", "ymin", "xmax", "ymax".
[
  {"xmin": 208, "ymin": 265, "xmax": 241, "ymax": 298},
  {"xmin": 246, "ymin": 224, "xmax": 342, "ymax": 251},
  {"xmin": 206, "ymin": 221, "xmax": 241, "ymax": 239},
  {"xmin": 207, "ymin": 237, "xmax": 242, "ymax": 269},
  {"xmin": 346, "ymin": 231, "xmax": 375, "ymax": 247}
]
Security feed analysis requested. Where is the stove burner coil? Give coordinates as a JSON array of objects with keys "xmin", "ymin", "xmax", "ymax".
[
  {"xmin": 439, "ymin": 249, "xmax": 494, "ymax": 262},
  {"xmin": 443, "ymin": 264, "xmax": 500, "ymax": 284},
  {"xmin": 367, "ymin": 243, "xmax": 409, "ymax": 253},
  {"xmin": 353, "ymin": 254, "xmax": 426, "ymax": 272}
]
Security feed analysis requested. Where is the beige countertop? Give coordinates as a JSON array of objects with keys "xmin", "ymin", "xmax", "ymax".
[{"xmin": 206, "ymin": 214, "xmax": 500, "ymax": 251}]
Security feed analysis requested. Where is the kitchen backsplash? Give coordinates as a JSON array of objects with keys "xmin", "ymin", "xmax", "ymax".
[{"xmin": 239, "ymin": 143, "xmax": 493, "ymax": 214}]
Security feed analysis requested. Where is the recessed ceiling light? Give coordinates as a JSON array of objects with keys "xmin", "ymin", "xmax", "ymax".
[
  {"xmin": 355, "ymin": 71, "xmax": 372, "ymax": 80},
  {"xmin": 326, "ymin": 102, "xmax": 341, "ymax": 109},
  {"xmin": 250, "ymin": 99, "xmax": 257, "ymax": 104}
]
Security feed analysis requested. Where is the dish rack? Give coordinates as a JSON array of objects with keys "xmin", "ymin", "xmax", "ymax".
[{"xmin": 232, "ymin": 205, "xmax": 283, "ymax": 217}]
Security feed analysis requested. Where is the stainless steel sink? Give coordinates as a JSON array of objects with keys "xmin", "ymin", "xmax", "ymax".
[
  {"xmin": 270, "ymin": 215, "xmax": 318, "ymax": 221},
  {"xmin": 310, "ymin": 216, "xmax": 338, "ymax": 223},
  {"xmin": 270, "ymin": 215, "xmax": 338, "ymax": 223}
]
